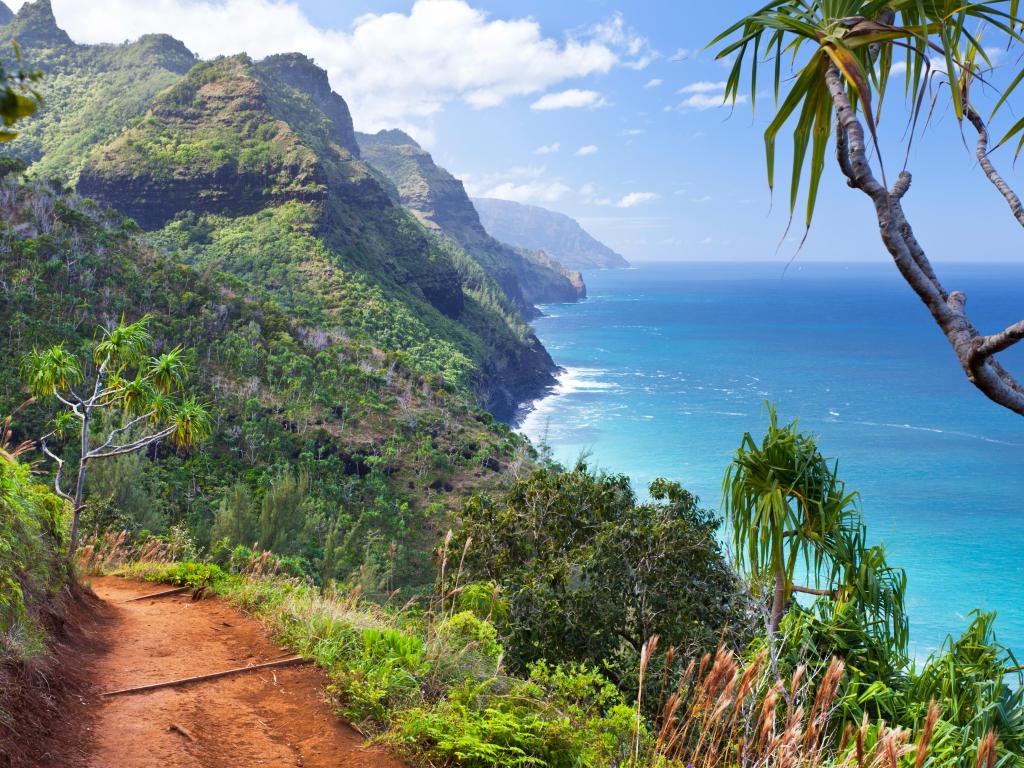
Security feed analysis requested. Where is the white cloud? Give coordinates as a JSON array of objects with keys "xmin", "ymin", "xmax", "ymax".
[
  {"xmin": 679, "ymin": 93, "xmax": 746, "ymax": 111},
  {"xmin": 575, "ymin": 144, "xmax": 599, "ymax": 156},
  {"xmin": 38, "ymin": 0, "xmax": 639, "ymax": 135},
  {"xmin": 533, "ymin": 142, "xmax": 561, "ymax": 155},
  {"xmin": 616, "ymin": 192, "xmax": 658, "ymax": 208},
  {"xmin": 465, "ymin": 164, "xmax": 571, "ymax": 204},
  {"xmin": 679, "ymin": 81, "xmax": 727, "ymax": 94},
  {"xmin": 621, "ymin": 128, "xmax": 644, "ymax": 136},
  {"xmin": 481, "ymin": 181, "xmax": 571, "ymax": 204},
  {"xmin": 644, "ymin": 78, "xmax": 662, "ymax": 89},
  {"xmin": 531, "ymin": 89, "xmax": 609, "ymax": 110},
  {"xmin": 586, "ymin": 11, "xmax": 656, "ymax": 70},
  {"xmin": 669, "ymin": 47, "xmax": 691, "ymax": 62}
]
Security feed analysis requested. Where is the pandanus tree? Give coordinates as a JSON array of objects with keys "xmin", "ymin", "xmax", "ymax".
[
  {"xmin": 21, "ymin": 316, "xmax": 210, "ymax": 555},
  {"xmin": 724, "ymin": 406, "xmax": 907, "ymax": 656},
  {"xmin": 713, "ymin": 1, "xmax": 1024, "ymax": 417}
]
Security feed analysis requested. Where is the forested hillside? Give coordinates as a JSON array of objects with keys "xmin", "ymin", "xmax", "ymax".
[{"xmin": 0, "ymin": 0, "xmax": 561, "ymax": 590}]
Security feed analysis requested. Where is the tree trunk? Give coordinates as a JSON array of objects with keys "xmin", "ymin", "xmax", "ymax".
[
  {"xmin": 770, "ymin": 564, "xmax": 786, "ymax": 634},
  {"xmin": 70, "ymin": 412, "xmax": 89, "ymax": 556}
]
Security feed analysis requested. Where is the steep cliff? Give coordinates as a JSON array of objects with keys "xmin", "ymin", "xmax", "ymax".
[
  {"xmin": 473, "ymin": 197, "xmax": 629, "ymax": 269},
  {"xmin": 358, "ymin": 130, "xmax": 585, "ymax": 311},
  {"xmin": 0, "ymin": 2, "xmax": 13, "ymax": 26}
]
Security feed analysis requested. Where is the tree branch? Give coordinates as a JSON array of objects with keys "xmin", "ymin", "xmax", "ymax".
[
  {"xmin": 93, "ymin": 410, "xmax": 156, "ymax": 453},
  {"xmin": 87, "ymin": 426, "xmax": 174, "ymax": 459},
  {"xmin": 965, "ymin": 104, "xmax": 1024, "ymax": 227},
  {"xmin": 824, "ymin": 63, "xmax": 1024, "ymax": 417},
  {"xmin": 791, "ymin": 584, "xmax": 838, "ymax": 598},
  {"xmin": 39, "ymin": 435, "xmax": 74, "ymax": 504}
]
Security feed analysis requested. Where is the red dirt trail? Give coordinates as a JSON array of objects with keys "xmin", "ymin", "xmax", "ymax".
[{"xmin": 64, "ymin": 577, "xmax": 404, "ymax": 768}]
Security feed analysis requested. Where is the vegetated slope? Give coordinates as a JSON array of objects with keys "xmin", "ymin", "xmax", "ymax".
[
  {"xmin": 0, "ymin": 444, "xmax": 92, "ymax": 768},
  {"xmin": 358, "ymin": 129, "xmax": 585, "ymax": 311},
  {"xmin": 0, "ymin": 0, "xmax": 197, "ymax": 184},
  {"xmin": 3, "ymin": 1, "xmax": 557, "ymax": 420},
  {"xmin": 473, "ymin": 196, "xmax": 630, "ymax": 269},
  {"xmin": 0, "ymin": 175, "xmax": 532, "ymax": 591}
]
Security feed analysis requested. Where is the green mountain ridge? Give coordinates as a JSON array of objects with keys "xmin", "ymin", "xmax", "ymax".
[
  {"xmin": 473, "ymin": 196, "xmax": 630, "ymax": 270},
  {"xmin": 1, "ymin": 0, "xmax": 559, "ymax": 420},
  {"xmin": 357, "ymin": 129, "xmax": 585, "ymax": 313}
]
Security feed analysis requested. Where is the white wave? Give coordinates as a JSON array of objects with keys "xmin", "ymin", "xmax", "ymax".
[{"xmin": 555, "ymin": 367, "xmax": 620, "ymax": 394}]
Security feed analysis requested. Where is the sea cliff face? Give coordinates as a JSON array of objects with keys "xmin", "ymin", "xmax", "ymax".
[{"xmin": 357, "ymin": 130, "xmax": 586, "ymax": 313}]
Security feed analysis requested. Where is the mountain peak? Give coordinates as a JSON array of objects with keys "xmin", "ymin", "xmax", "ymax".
[
  {"xmin": 5, "ymin": 0, "xmax": 72, "ymax": 48},
  {"xmin": 0, "ymin": 2, "xmax": 13, "ymax": 26},
  {"xmin": 257, "ymin": 53, "xmax": 359, "ymax": 156},
  {"xmin": 358, "ymin": 129, "xmax": 421, "ymax": 150}
]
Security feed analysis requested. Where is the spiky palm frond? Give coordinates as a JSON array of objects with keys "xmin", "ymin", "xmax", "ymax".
[
  {"xmin": 94, "ymin": 315, "xmax": 153, "ymax": 369},
  {"xmin": 712, "ymin": 1, "xmax": 1024, "ymax": 227}
]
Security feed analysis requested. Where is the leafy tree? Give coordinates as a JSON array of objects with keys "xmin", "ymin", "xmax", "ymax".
[
  {"xmin": 21, "ymin": 316, "xmax": 210, "ymax": 554},
  {"xmin": 724, "ymin": 405, "xmax": 906, "ymax": 655},
  {"xmin": 0, "ymin": 43, "xmax": 42, "ymax": 142},
  {"xmin": 713, "ymin": 2, "xmax": 1024, "ymax": 417},
  {"xmin": 457, "ymin": 460, "xmax": 749, "ymax": 688}
]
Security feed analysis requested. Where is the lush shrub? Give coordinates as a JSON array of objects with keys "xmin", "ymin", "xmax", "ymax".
[
  {"xmin": 457, "ymin": 461, "xmax": 752, "ymax": 694},
  {"xmin": 0, "ymin": 454, "xmax": 67, "ymax": 660}
]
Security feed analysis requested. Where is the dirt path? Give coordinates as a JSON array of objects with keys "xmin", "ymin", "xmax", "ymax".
[{"xmin": 73, "ymin": 577, "xmax": 404, "ymax": 768}]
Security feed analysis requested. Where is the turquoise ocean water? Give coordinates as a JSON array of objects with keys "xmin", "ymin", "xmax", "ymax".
[{"xmin": 518, "ymin": 261, "xmax": 1024, "ymax": 658}]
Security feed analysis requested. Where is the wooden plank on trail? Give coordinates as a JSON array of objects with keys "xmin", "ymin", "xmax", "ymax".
[
  {"xmin": 121, "ymin": 586, "xmax": 191, "ymax": 602},
  {"xmin": 99, "ymin": 656, "xmax": 309, "ymax": 697}
]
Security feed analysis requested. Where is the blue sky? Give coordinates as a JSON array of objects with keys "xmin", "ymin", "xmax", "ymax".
[{"xmin": 26, "ymin": 0, "xmax": 1024, "ymax": 262}]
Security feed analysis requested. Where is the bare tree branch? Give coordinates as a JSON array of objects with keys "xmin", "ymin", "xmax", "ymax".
[
  {"xmin": 92, "ymin": 409, "xmax": 156, "ymax": 453},
  {"xmin": 965, "ymin": 104, "xmax": 1024, "ymax": 227},
  {"xmin": 826, "ymin": 63, "xmax": 1024, "ymax": 416},
  {"xmin": 39, "ymin": 435, "xmax": 74, "ymax": 504},
  {"xmin": 88, "ymin": 426, "xmax": 175, "ymax": 460}
]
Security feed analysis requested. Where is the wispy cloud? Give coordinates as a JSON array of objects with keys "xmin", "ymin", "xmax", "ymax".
[
  {"xmin": 616, "ymin": 191, "xmax": 659, "ymax": 208},
  {"xmin": 575, "ymin": 144, "xmax": 599, "ymax": 156},
  {"xmin": 482, "ymin": 181, "xmax": 571, "ymax": 203},
  {"xmin": 676, "ymin": 80, "xmax": 745, "ymax": 111},
  {"xmin": 644, "ymin": 78, "xmax": 663, "ymax": 88},
  {"xmin": 533, "ymin": 142, "xmax": 561, "ymax": 155},
  {"xmin": 531, "ymin": 89, "xmax": 609, "ymax": 110},
  {"xmin": 678, "ymin": 81, "xmax": 727, "ymax": 94}
]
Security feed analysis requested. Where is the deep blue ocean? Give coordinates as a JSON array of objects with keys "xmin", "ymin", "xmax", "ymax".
[{"xmin": 519, "ymin": 261, "xmax": 1024, "ymax": 659}]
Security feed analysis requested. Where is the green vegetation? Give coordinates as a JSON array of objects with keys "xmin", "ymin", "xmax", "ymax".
[
  {"xmin": 23, "ymin": 315, "xmax": 211, "ymax": 553},
  {"xmin": 0, "ymin": 425, "xmax": 70, "ymax": 748},
  {"xmin": 456, "ymin": 461, "xmax": 751, "ymax": 697},
  {"xmin": 0, "ymin": 177, "xmax": 528, "ymax": 593},
  {"xmin": 0, "ymin": 434, "xmax": 66, "ymax": 664}
]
